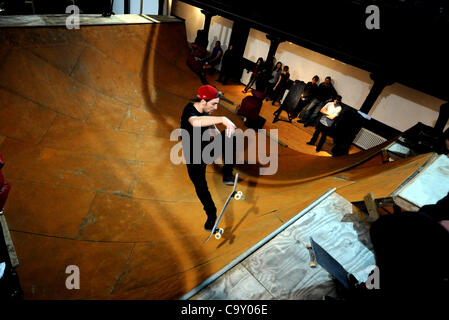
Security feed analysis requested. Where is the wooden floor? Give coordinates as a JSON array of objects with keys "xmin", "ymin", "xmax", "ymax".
[
  {"xmin": 207, "ymin": 77, "xmax": 362, "ymax": 156},
  {"xmin": 0, "ymin": 17, "xmax": 424, "ymax": 299}
]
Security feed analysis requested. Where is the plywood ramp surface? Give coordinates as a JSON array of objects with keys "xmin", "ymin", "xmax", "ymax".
[
  {"xmin": 0, "ymin": 19, "xmax": 417, "ymax": 299},
  {"xmin": 335, "ymin": 153, "xmax": 432, "ymax": 202}
]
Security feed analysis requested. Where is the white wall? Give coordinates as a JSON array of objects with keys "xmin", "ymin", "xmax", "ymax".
[
  {"xmin": 172, "ymin": 1, "xmax": 447, "ymax": 132},
  {"xmin": 113, "ymin": 0, "xmax": 158, "ymax": 14},
  {"xmin": 242, "ymin": 28, "xmax": 269, "ymax": 63},
  {"xmin": 172, "ymin": 1, "xmax": 233, "ymax": 70},
  {"xmin": 370, "ymin": 83, "xmax": 444, "ymax": 131},
  {"xmin": 244, "ymin": 28, "xmax": 446, "ymax": 132},
  {"xmin": 207, "ymin": 16, "xmax": 233, "ymax": 53},
  {"xmin": 172, "ymin": 1, "xmax": 204, "ymax": 43}
]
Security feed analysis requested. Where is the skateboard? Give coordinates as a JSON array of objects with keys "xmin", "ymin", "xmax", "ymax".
[
  {"xmin": 203, "ymin": 173, "xmax": 243, "ymax": 244},
  {"xmin": 306, "ymin": 237, "xmax": 351, "ymax": 289}
]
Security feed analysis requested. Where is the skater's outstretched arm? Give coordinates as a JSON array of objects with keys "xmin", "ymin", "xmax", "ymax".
[{"xmin": 189, "ymin": 116, "xmax": 236, "ymax": 137}]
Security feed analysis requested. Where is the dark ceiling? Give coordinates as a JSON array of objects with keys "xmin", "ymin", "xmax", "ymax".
[{"xmin": 181, "ymin": 0, "xmax": 448, "ymax": 101}]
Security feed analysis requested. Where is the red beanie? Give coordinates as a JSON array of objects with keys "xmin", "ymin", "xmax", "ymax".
[{"xmin": 197, "ymin": 85, "xmax": 218, "ymax": 101}]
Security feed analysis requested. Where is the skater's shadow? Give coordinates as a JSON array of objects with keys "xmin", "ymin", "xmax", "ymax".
[{"xmin": 215, "ymin": 180, "xmax": 259, "ymax": 249}]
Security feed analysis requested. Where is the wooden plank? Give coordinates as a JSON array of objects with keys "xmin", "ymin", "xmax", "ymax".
[
  {"xmin": 393, "ymin": 196, "xmax": 420, "ymax": 212},
  {"xmin": 363, "ymin": 192, "xmax": 379, "ymax": 222}
]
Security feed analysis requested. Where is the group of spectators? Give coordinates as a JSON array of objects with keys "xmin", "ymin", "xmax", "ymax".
[
  {"xmin": 197, "ymin": 40, "xmax": 238, "ymax": 86},
  {"xmin": 220, "ymin": 51, "xmax": 343, "ymax": 153}
]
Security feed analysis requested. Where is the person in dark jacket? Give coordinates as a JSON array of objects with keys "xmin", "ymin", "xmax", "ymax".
[
  {"xmin": 298, "ymin": 76, "xmax": 337, "ymax": 127},
  {"xmin": 369, "ymin": 204, "xmax": 449, "ymax": 299},
  {"xmin": 181, "ymin": 85, "xmax": 237, "ymax": 231},
  {"xmin": 254, "ymin": 58, "xmax": 275, "ymax": 93},
  {"xmin": 217, "ymin": 44, "xmax": 236, "ymax": 85},
  {"xmin": 271, "ymin": 65, "xmax": 290, "ymax": 105},
  {"xmin": 292, "ymin": 75, "xmax": 319, "ymax": 116},
  {"xmin": 242, "ymin": 57, "xmax": 264, "ymax": 93}
]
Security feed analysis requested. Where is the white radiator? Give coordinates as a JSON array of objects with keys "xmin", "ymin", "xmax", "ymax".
[{"xmin": 353, "ymin": 128, "xmax": 387, "ymax": 150}]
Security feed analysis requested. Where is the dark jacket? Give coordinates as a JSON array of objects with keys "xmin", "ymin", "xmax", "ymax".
[
  {"xmin": 420, "ymin": 192, "xmax": 449, "ymax": 222},
  {"xmin": 316, "ymin": 82, "xmax": 337, "ymax": 102},
  {"xmin": 221, "ymin": 48, "xmax": 235, "ymax": 69},
  {"xmin": 302, "ymin": 82, "xmax": 318, "ymax": 100}
]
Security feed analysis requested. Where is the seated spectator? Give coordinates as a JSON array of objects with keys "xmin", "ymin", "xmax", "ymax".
[
  {"xmin": 187, "ymin": 42, "xmax": 208, "ymax": 75},
  {"xmin": 306, "ymin": 95, "xmax": 342, "ymax": 152},
  {"xmin": 242, "ymin": 57, "xmax": 264, "ymax": 93},
  {"xmin": 202, "ymin": 41, "xmax": 223, "ymax": 74},
  {"xmin": 297, "ymin": 76, "xmax": 337, "ymax": 127},
  {"xmin": 237, "ymin": 89, "xmax": 266, "ymax": 129},
  {"xmin": 270, "ymin": 65, "xmax": 290, "ymax": 105},
  {"xmin": 194, "ymin": 29, "xmax": 209, "ymax": 49}
]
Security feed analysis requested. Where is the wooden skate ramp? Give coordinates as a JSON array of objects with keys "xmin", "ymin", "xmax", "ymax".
[{"xmin": 0, "ymin": 16, "xmax": 414, "ymax": 299}]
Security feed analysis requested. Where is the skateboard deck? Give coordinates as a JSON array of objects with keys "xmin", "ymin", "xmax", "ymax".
[
  {"xmin": 307, "ymin": 237, "xmax": 351, "ymax": 289},
  {"xmin": 203, "ymin": 173, "xmax": 243, "ymax": 244}
]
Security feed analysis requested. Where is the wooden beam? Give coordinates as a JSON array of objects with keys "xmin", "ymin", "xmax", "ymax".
[{"xmin": 364, "ymin": 192, "xmax": 379, "ymax": 222}]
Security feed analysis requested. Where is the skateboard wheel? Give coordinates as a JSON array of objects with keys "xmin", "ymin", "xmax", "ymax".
[
  {"xmin": 234, "ymin": 194, "xmax": 241, "ymax": 200},
  {"xmin": 214, "ymin": 228, "xmax": 224, "ymax": 240},
  {"xmin": 306, "ymin": 243, "xmax": 312, "ymax": 249},
  {"xmin": 309, "ymin": 261, "xmax": 317, "ymax": 268}
]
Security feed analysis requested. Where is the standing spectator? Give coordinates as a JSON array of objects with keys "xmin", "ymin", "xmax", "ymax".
[
  {"xmin": 265, "ymin": 62, "xmax": 283, "ymax": 101},
  {"xmin": 306, "ymin": 95, "xmax": 342, "ymax": 152},
  {"xmin": 255, "ymin": 57, "xmax": 274, "ymax": 92},
  {"xmin": 217, "ymin": 44, "xmax": 236, "ymax": 85},
  {"xmin": 298, "ymin": 76, "xmax": 337, "ymax": 126},
  {"xmin": 242, "ymin": 57, "xmax": 264, "ymax": 93},
  {"xmin": 271, "ymin": 65, "xmax": 290, "ymax": 105}
]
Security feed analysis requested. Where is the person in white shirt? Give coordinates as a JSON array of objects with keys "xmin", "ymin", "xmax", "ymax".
[{"xmin": 306, "ymin": 95, "xmax": 342, "ymax": 152}]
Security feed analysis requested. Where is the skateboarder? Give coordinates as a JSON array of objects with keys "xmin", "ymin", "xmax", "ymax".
[{"xmin": 180, "ymin": 85, "xmax": 237, "ymax": 231}]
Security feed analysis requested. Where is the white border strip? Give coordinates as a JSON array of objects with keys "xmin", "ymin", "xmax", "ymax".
[{"xmin": 179, "ymin": 187, "xmax": 336, "ymax": 300}]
